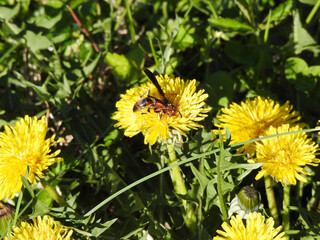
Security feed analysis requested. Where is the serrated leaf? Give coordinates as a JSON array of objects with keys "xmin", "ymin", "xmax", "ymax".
[
  {"xmin": 208, "ymin": 17, "xmax": 254, "ymax": 34},
  {"xmin": 190, "ymin": 163, "xmax": 209, "ymax": 192}
]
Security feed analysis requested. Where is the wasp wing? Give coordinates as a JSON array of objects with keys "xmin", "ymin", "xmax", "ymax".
[{"xmin": 143, "ymin": 68, "xmax": 167, "ymax": 99}]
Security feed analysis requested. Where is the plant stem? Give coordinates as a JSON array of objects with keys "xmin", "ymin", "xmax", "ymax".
[
  {"xmin": 124, "ymin": 0, "xmax": 136, "ymax": 44},
  {"xmin": 283, "ymin": 185, "xmax": 290, "ymax": 239},
  {"xmin": 167, "ymin": 143, "xmax": 196, "ymax": 236},
  {"xmin": 264, "ymin": 175, "xmax": 279, "ymax": 225},
  {"xmin": 216, "ymin": 147, "xmax": 228, "ymax": 221}
]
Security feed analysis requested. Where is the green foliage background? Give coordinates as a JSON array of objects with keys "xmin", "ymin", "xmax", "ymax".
[{"xmin": 0, "ymin": 0, "xmax": 320, "ymax": 239}]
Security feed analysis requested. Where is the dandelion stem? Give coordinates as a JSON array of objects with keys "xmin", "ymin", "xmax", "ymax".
[
  {"xmin": 167, "ymin": 143, "xmax": 196, "ymax": 236},
  {"xmin": 264, "ymin": 175, "xmax": 279, "ymax": 225},
  {"xmin": 283, "ymin": 185, "xmax": 290, "ymax": 239},
  {"xmin": 216, "ymin": 135, "xmax": 228, "ymax": 221}
]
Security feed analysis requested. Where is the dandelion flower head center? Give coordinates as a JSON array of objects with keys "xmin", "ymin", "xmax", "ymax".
[
  {"xmin": 0, "ymin": 115, "xmax": 63, "ymax": 201},
  {"xmin": 251, "ymin": 124, "xmax": 320, "ymax": 186}
]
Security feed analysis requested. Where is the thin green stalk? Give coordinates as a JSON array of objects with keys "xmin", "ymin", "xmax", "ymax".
[
  {"xmin": 158, "ymin": 160, "xmax": 165, "ymax": 224},
  {"xmin": 264, "ymin": 175, "xmax": 279, "ymax": 226},
  {"xmin": 124, "ymin": 0, "xmax": 136, "ymax": 44},
  {"xmin": 217, "ymin": 132, "xmax": 228, "ymax": 221},
  {"xmin": 167, "ymin": 143, "xmax": 196, "ymax": 236},
  {"xmin": 148, "ymin": 36, "xmax": 159, "ymax": 66},
  {"xmin": 306, "ymin": 0, "xmax": 320, "ymax": 24},
  {"xmin": 283, "ymin": 185, "xmax": 290, "ymax": 239}
]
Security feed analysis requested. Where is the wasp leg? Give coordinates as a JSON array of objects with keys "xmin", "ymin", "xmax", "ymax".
[{"xmin": 140, "ymin": 90, "xmax": 148, "ymax": 98}]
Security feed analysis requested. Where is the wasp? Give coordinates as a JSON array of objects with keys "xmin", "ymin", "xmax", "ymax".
[{"xmin": 133, "ymin": 68, "xmax": 182, "ymax": 117}]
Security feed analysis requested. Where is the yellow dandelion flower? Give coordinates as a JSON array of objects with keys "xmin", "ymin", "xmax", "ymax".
[
  {"xmin": 5, "ymin": 215, "xmax": 73, "ymax": 240},
  {"xmin": 248, "ymin": 124, "xmax": 320, "ymax": 186},
  {"xmin": 213, "ymin": 212, "xmax": 285, "ymax": 240},
  {"xmin": 214, "ymin": 96, "xmax": 301, "ymax": 156},
  {"xmin": 0, "ymin": 115, "xmax": 63, "ymax": 201},
  {"xmin": 112, "ymin": 71, "xmax": 211, "ymax": 145}
]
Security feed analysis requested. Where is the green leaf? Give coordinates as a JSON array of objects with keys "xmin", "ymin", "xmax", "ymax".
[
  {"xmin": 208, "ymin": 17, "xmax": 254, "ymax": 34},
  {"xmin": 83, "ymin": 53, "xmax": 101, "ymax": 77},
  {"xmin": 299, "ymin": 0, "xmax": 318, "ymax": 5},
  {"xmin": 45, "ymin": 0, "xmax": 64, "ymax": 8},
  {"xmin": 234, "ymin": 0, "xmax": 252, "ymax": 24},
  {"xmin": 0, "ymin": 3, "xmax": 20, "ymax": 20},
  {"xmin": 10, "ymin": 72, "xmax": 51, "ymax": 100},
  {"xmin": 293, "ymin": 11, "xmax": 319, "ymax": 54},
  {"xmin": 175, "ymin": 24, "xmax": 197, "ymax": 49},
  {"xmin": 308, "ymin": 66, "xmax": 320, "ymax": 78},
  {"xmin": 55, "ymin": 74, "xmax": 72, "ymax": 98},
  {"xmin": 24, "ymin": 31, "xmax": 52, "ymax": 56},
  {"xmin": 190, "ymin": 163, "xmax": 209, "ymax": 192},
  {"xmin": 30, "ymin": 192, "xmax": 51, "ymax": 217},
  {"xmin": 91, "ymin": 218, "xmax": 118, "ymax": 237},
  {"xmin": 285, "ymin": 57, "xmax": 317, "ymax": 91},
  {"xmin": 35, "ymin": 12, "xmax": 62, "ymax": 29},
  {"xmin": 105, "ymin": 52, "xmax": 139, "ymax": 82},
  {"xmin": 285, "ymin": 57, "xmax": 309, "ymax": 79},
  {"xmin": 104, "ymin": 129, "xmax": 119, "ymax": 147},
  {"xmin": 266, "ymin": 0, "xmax": 292, "ymax": 24},
  {"xmin": 2, "ymin": 21, "xmax": 22, "ymax": 35},
  {"xmin": 21, "ymin": 175, "xmax": 34, "ymax": 198}
]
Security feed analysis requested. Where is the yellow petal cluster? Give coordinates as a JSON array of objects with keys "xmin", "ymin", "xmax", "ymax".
[
  {"xmin": 215, "ymin": 96, "xmax": 301, "ymax": 156},
  {"xmin": 5, "ymin": 215, "xmax": 73, "ymax": 240},
  {"xmin": 0, "ymin": 115, "xmax": 63, "ymax": 201},
  {"xmin": 113, "ymin": 73, "xmax": 211, "ymax": 145},
  {"xmin": 213, "ymin": 212, "xmax": 285, "ymax": 240},
  {"xmin": 249, "ymin": 124, "xmax": 320, "ymax": 186}
]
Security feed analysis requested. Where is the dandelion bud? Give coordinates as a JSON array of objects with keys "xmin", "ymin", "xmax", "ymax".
[
  {"xmin": 0, "ymin": 201, "xmax": 14, "ymax": 234},
  {"xmin": 237, "ymin": 185, "xmax": 260, "ymax": 211},
  {"xmin": 228, "ymin": 186, "xmax": 262, "ymax": 219}
]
